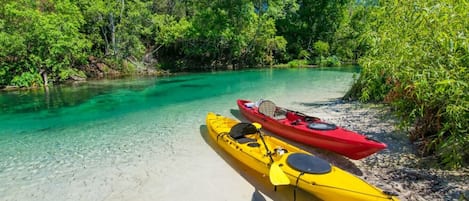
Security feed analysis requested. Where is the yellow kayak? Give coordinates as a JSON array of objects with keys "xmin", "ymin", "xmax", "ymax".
[{"xmin": 206, "ymin": 112, "xmax": 399, "ymax": 201}]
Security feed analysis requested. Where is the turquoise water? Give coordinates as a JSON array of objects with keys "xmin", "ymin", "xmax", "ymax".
[{"xmin": 0, "ymin": 67, "xmax": 358, "ymax": 201}]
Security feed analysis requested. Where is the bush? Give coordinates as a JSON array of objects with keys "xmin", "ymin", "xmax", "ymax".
[
  {"xmin": 313, "ymin": 40, "xmax": 330, "ymax": 57},
  {"xmin": 349, "ymin": 0, "xmax": 468, "ymax": 169},
  {"xmin": 318, "ymin": 55, "xmax": 341, "ymax": 67},
  {"xmin": 58, "ymin": 68, "xmax": 86, "ymax": 81},
  {"xmin": 287, "ymin": 59, "xmax": 309, "ymax": 68},
  {"xmin": 11, "ymin": 72, "xmax": 43, "ymax": 87}
]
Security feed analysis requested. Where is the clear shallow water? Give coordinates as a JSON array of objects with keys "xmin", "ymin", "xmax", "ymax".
[{"xmin": 0, "ymin": 67, "xmax": 359, "ymax": 201}]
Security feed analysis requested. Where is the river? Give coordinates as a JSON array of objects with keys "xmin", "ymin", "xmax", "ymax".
[{"xmin": 0, "ymin": 67, "xmax": 359, "ymax": 201}]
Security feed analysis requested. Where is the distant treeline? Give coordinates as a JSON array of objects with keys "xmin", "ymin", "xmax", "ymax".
[
  {"xmin": 1, "ymin": 0, "xmax": 467, "ymax": 168},
  {"xmin": 0, "ymin": 0, "xmax": 362, "ymax": 87}
]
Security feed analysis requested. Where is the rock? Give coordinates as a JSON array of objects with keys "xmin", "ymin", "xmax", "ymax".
[
  {"xmin": 69, "ymin": 75, "xmax": 86, "ymax": 81},
  {"xmin": 3, "ymin": 85, "xmax": 19, "ymax": 90}
]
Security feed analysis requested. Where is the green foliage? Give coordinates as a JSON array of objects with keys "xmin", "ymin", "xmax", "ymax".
[
  {"xmin": 1, "ymin": 0, "xmax": 90, "ymax": 86},
  {"xmin": 152, "ymin": 15, "xmax": 190, "ymax": 47},
  {"xmin": 181, "ymin": 0, "xmax": 296, "ymax": 68},
  {"xmin": 276, "ymin": 0, "xmax": 353, "ymax": 62},
  {"xmin": 11, "ymin": 71, "xmax": 43, "ymax": 88},
  {"xmin": 264, "ymin": 36, "xmax": 288, "ymax": 65},
  {"xmin": 121, "ymin": 60, "xmax": 137, "ymax": 74},
  {"xmin": 298, "ymin": 50, "xmax": 310, "ymax": 59},
  {"xmin": 350, "ymin": 0, "xmax": 469, "ymax": 169},
  {"xmin": 313, "ymin": 40, "xmax": 330, "ymax": 57},
  {"xmin": 287, "ymin": 59, "xmax": 309, "ymax": 68},
  {"xmin": 313, "ymin": 41, "xmax": 341, "ymax": 66},
  {"xmin": 1, "ymin": 0, "xmax": 357, "ymax": 84},
  {"xmin": 58, "ymin": 68, "xmax": 86, "ymax": 81},
  {"xmin": 78, "ymin": 0, "xmax": 150, "ymax": 60},
  {"xmin": 317, "ymin": 56, "xmax": 341, "ymax": 67},
  {"xmin": 332, "ymin": 3, "xmax": 372, "ymax": 63}
]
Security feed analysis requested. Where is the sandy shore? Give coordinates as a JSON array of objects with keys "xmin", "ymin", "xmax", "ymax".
[{"xmin": 287, "ymin": 100, "xmax": 469, "ymax": 201}]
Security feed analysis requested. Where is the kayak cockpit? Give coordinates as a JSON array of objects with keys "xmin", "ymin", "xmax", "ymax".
[
  {"xmin": 229, "ymin": 123, "xmax": 260, "ymax": 146},
  {"xmin": 286, "ymin": 153, "xmax": 332, "ymax": 174}
]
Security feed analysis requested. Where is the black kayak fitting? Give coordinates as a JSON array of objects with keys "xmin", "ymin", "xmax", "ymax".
[{"xmin": 286, "ymin": 153, "xmax": 332, "ymax": 174}]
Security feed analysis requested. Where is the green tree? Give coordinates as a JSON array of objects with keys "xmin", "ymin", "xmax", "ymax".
[
  {"xmin": 77, "ymin": 0, "xmax": 151, "ymax": 61},
  {"xmin": 181, "ymin": 0, "xmax": 295, "ymax": 69},
  {"xmin": 0, "ymin": 0, "xmax": 387, "ymax": 86},
  {"xmin": 332, "ymin": 2, "xmax": 373, "ymax": 63},
  {"xmin": 313, "ymin": 40, "xmax": 329, "ymax": 57},
  {"xmin": 1, "ymin": 0, "xmax": 90, "ymax": 87},
  {"xmin": 276, "ymin": 0, "xmax": 352, "ymax": 62},
  {"xmin": 148, "ymin": 14, "xmax": 190, "ymax": 70}
]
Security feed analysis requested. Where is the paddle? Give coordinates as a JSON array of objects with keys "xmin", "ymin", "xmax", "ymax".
[
  {"xmin": 251, "ymin": 123, "xmax": 290, "ymax": 186},
  {"xmin": 270, "ymin": 162, "xmax": 290, "ymax": 185},
  {"xmin": 252, "ymin": 123, "xmax": 273, "ymax": 162}
]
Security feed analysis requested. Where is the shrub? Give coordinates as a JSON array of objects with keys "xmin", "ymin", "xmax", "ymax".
[
  {"xmin": 348, "ymin": 0, "xmax": 469, "ymax": 169},
  {"xmin": 11, "ymin": 72, "xmax": 43, "ymax": 87},
  {"xmin": 318, "ymin": 56, "xmax": 341, "ymax": 67},
  {"xmin": 287, "ymin": 59, "xmax": 309, "ymax": 68}
]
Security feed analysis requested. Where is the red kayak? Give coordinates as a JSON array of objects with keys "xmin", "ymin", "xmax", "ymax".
[{"xmin": 237, "ymin": 99, "xmax": 387, "ymax": 160}]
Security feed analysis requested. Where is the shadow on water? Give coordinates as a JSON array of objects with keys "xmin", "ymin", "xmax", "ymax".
[
  {"xmin": 199, "ymin": 125, "xmax": 320, "ymax": 201},
  {"xmin": 315, "ymin": 66, "xmax": 361, "ymax": 73},
  {"xmin": 156, "ymin": 77, "xmax": 202, "ymax": 84},
  {"xmin": 229, "ymin": 109, "xmax": 363, "ymax": 176},
  {"xmin": 179, "ymin": 83, "xmax": 212, "ymax": 88},
  {"xmin": 229, "ymin": 109, "xmax": 246, "ymax": 121}
]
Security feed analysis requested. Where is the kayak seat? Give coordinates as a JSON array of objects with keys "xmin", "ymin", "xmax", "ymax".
[
  {"xmin": 308, "ymin": 122, "xmax": 337, "ymax": 130},
  {"xmin": 258, "ymin": 100, "xmax": 277, "ymax": 117},
  {"xmin": 229, "ymin": 123, "xmax": 261, "ymax": 146},
  {"xmin": 230, "ymin": 123, "xmax": 258, "ymax": 139},
  {"xmin": 286, "ymin": 153, "xmax": 331, "ymax": 174}
]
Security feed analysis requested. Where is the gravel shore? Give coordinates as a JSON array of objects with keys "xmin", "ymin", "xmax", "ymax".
[{"xmin": 294, "ymin": 100, "xmax": 468, "ymax": 201}]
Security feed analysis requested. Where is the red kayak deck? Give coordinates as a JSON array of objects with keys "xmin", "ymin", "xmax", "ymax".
[{"xmin": 237, "ymin": 99, "xmax": 387, "ymax": 160}]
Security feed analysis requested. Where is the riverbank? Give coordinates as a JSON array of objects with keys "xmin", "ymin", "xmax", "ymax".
[
  {"xmin": 1, "ymin": 65, "xmax": 357, "ymax": 91},
  {"xmin": 292, "ymin": 100, "xmax": 469, "ymax": 201}
]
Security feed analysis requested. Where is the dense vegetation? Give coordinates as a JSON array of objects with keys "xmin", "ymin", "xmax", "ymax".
[
  {"xmin": 347, "ymin": 0, "xmax": 468, "ymax": 169},
  {"xmin": 0, "ymin": 0, "xmax": 359, "ymax": 87},
  {"xmin": 1, "ymin": 0, "xmax": 467, "ymax": 168}
]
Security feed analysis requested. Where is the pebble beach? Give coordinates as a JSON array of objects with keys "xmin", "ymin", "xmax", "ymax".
[{"xmin": 292, "ymin": 100, "xmax": 469, "ymax": 201}]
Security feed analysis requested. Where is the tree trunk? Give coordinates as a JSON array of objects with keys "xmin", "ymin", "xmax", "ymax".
[
  {"xmin": 99, "ymin": 14, "xmax": 110, "ymax": 56},
  {"xmin": 39, "ymin": 69, "xmax": 48, "ymax": 86},
  {"xmin": 109, "ymin": 13, "xmax": 117, "ymax": 56}
]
